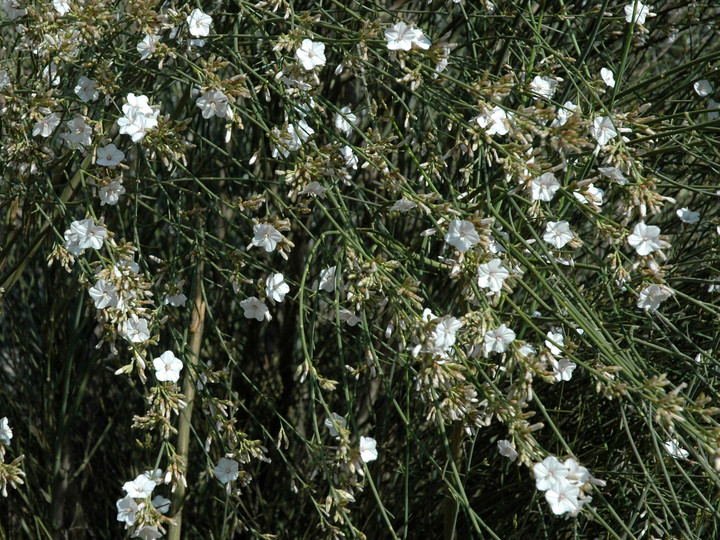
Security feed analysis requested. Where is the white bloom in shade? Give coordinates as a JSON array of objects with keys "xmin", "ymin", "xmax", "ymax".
[
  {"xmin": 533, "ymin": 456, "xmax": 568, "ymax": 491},
  {"xmin": 446, "ymin": 220, "xmax": 479, "ymax": 252},
  {"xmin": 391, "ymin": 198, "xmax": 417, "ymax": 212},
  {"xmin": 153, "ymin": 351, "xmax": 183, "ymax": 383},
  {"xmin": 296, "ymin": 39, "xmax": 326, "ymax": 71},
  {"xmin": 151, "ymin": 495, "xmax": 171, "ymax": 514},
  {"xmin": 545, "ymin": 483, "xmax": 581, "ymax": 516},
  {"xmin": 543, "ymin": 221, "xmax": 574, "ymax": 249},
  {"xmin": 122, "ymin": 317, "xmax": 150, "ymax": 343},
  {"xmin": 62, "ymin": 115, "xmax": 93, "ymax": 148},
  {"xmin": 74, "ymin": 76, "xmax": 99, "ymax": 102},
  {"xmin": 413, "ymin": 30, "xmax": 431, "ymax": 50},
  {"xmin": 319, "ymin": 266, "xmax": 339, "ymax": 292},
  {"xmin": 433, "ymin": 317, "xmax": 462, "ymax": 351},
  {"xmin": 625, "ymin": 1, "xmax": 652, "ymax": 25},
  {"xmin": 598, "ymin": 166, "xmax": 628, "ymax": 185},
  {"xmin": 88, "ymin": 279, "xmax": 118, "ymax": 309},
  {"xmin": 545, "ymin": 329, "xmax": 564, "ymax": 356},
  {"xmin": 240, "ymin": 297, "xmax": 269, "ymax": 321},
  {"xmin": 637, "ymin": 284, "xmax": 672, "ymax": 311},
  {"xmin": 627, "ymin": 222, "xmax": 662, "ymax": 256},
  {"xmin": 694, "ymin": 79, "xmax": 713, "ymax": 97},
  {"xmin": 325, "ymin": 413, "xmax": 346, "ymax": 438},
  {"xmin": 385, "ymin": 22, "xmax": 422, "ymax": 51},
  {"xmin": 476, "ymin": 106, "xmax": 510, "ymax": 136},
  {"xmin": 497, "ymin": 439, "xmax": 518, "ymax": 461},
  {"xmin": 340, "ymin": 145, "xmax": 358, "ymax": 169},
  {"xmin": 116, "ymin": 495, "xmax": 138, "ymax": 526},
  {"xmin": 0, "ymin": 70, "xmax": 9, "ymax": 88},
  {"xmin": 137, "ymin": 33, "xmax": 157, "ymax": 61},
  {"xmin": 335, "ymin": 106, "xmax": 357, "ymax": 136},
  {"xmin": 298, "ymin": 181, "xmax": 326, "ymax": 197},
  {"xmin": 1, "ymin": 0, "xmax": 26, "ymax": 19},
  {"xmin": 530, "ymin": 172, "xmax": 560, "ymax": 202},
  {"xmin": 676, "ymin": 207, "xmax": 700, "ymax": 224},
  {"xmin": 33, "ymin": 112, "xmax": 61, "ymax": 137},
  {"xmin": 359, "ymin": 436, "xmax": 378, "ymax": 463},
  {"xmin": 96, "ymin": 144, "xmax": 125, "ymax": 167},
  {"xmin": 196, "ymin": 89, "xmax": 232, "ymax": 120},
  {"xmin": 164, "ymin": 293, "xmax": 187, "ymax": 306},
  {"xmin": 251, "ymin": 223, "xmax": 282, "ymax": 252},
  {"xmin": 132, "ymin": 526, "xmax": 162, "ymax": 540},
  {"xmin": 484, "ymin": 324, "xmax": 516, "ymax": 355},
  {"xmin": 272, "ymin": 120, "xmax": 314, "ymax": 158},
  {"xmin": 600, "ymin": 67, "xmax": 615, "ymax": 88},
  {"xmin": 123, "ymin": 474, "xmax": 156, "ymax": 498},
  {"xmin": 266, "ymin": 273, "xmax": 290, "ymax": 302},
  {"xmin": 338, "ymin": 309, "xmax": 361, "ymax": 326},
  {"xmin": 477, "ymin": 259, "xmax": 509, "ymax": 292},
  {"xmin": 664, "ymin": 438, "xmax": 689, "ymax": 459},
  {"xmin": 214, "ymin": 457, "xmax": 239, "ymax": 484},
  {"xmin": 708, "ymin": 99, "xmax": 720, "ymax": 120},
  {"xmin": 552, "ymin": 101, "xmax": 578, "ymax": 128},
  {"xmin": 99, "ymin": 180, "xmax": 126, "ymax": 206},
  {"xmin": 530, "ymin": 75, "xmax": 557, "ymax": 99},
  {"xmin": 187, "ymin": 8, "xmax": 212, "ymax": 37},
  {"xmin": 592, "ymin": 116, "xmax": 617, "ymax": 145},
  {"xmin": 0, "ymin": 417, "xmax": 12, "ymax": 444},
  {"xmin": 550, "ymin": 358, "xmax": 576, "ymax": 382}
]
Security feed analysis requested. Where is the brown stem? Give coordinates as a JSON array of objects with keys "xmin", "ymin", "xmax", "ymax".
[{"xmin": 168, "ymin": 263, "xmax": 205, "ymax": 540}]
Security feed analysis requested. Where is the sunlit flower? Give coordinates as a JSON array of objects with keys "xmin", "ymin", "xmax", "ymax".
[
  {"xmin": 385, "ymin": 22, "xmax": 422, "ymax": 51},
  {"xmin": 153, "ymin": 351, "xmax": 183, "ymax": 383},
  {"xmin": 627, "ymin": 222, "xmax": 662, "ymax": 256},
  {"xmin": 476, "ymin": 106, "xmax": 510, "ymax": 136},
  {"xmin": 552, "ymin": 101, "xmax": 577, "ymax": 128},
  {"xmin": 266, "ymin": 273, "xmax": 290, "ymax": 303},
  {"xmin": 214, "ymin": 457, "xmax": 239, "ymax": 483},
  {"xmin": 484, "ymin": 324, "xmax": 516, "ymax": 355},
  {"xmin": 88, "ymin": 279, "xmax": 118, "ymax": 309},
  {"xmin": 573, "ymin": 184, "xmax": 604, "ymax": 206},
  {"xmin": 664, "ymin": 438, "xmax": 689, "ymax": 459},
  {"xmin": 187, "ymin": 8, "xmax": 212, "ymax": 37},
  {"xmin": 251, "ymin": 224, "xmax": 282, "ymax": 252},
  {"xmin": 477, "ymin": 259, "xmax": 509, "ymax": 292},
  {"xmin": 624, "ymin": 1, "xmax": 652, "ymax": 25},
  {"xmin": 543, "ymin": 221, "xmax": 574, "ymax": 249},
  {"xmin": 545, "ymin": 483, "xmax": 580, "ymax": 516},
  {"xmin": 319, "ymin": 266, "xmax": 338, "ymax": 292},
  {"xmin": 335, "ymin": 106, "xmax": 357, "ymax": 136},
  {"xmin": 530, "ymin": 75, "xmax": 558, "ymax": 99},
  {"xmin": 591, "ymin": 116, "xmax": 617, "ymax": 145},
  {"xmin": 433, "ymin": 317, "xmax": 462, "ymax": 351},
  {"xmin": 550, "ymin": 358, "xmax": 576, "ymax": 382},
  {"xmin": 121, "ymin": 316, "xmax": 150, "ymax": 343},
  {"xmin": 600, "ymin": 67, "xmax": 615, "ymax": 88},
  {"xmin": 123, "ymin": 474, "xmax": 156, "ymax": 498},
  {"xmin": 530, "ymin": 172, "xmax": 560, "ymax": 202},
  {"xmin": 533, "ymin": 456, "xmax": 568, "ymax": 491},
  {"xmin": 637, "ymin": 284, "xmax": 672, "ymax": 311},
  {"xmin": 446, "ymin": 220, "xmax": 479, "ymax": 252},
  {"xmin": 296, "ymin": 39, "xmax": 326, "ymax": 71},
  {"xmin": 0, "ymin": 418, "xmax": 12, "ymax": 444},
  {"xmin": 340, "ymin": 145, "xmax": 358, "ymax": 169},
  {"xmin": 359, "ymin": 436, "xmax": 378, "ymax": 462},
  {"xmin": 64, "ymin": 218, "xmax": 107, "ymax": 255},
  {"xmin": 33, "ymin": 112, "xmax": 61, "ymax": 137},
  {"xmin": 137, "ymin": 33, "xmax": 157, "ymax": 61}
]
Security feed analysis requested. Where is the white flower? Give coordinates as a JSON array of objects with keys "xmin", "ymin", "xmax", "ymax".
[
  {"xmin": 543, "ymin": 221, "xmax": 574, "ymax": 249},
  {"xmin": 97, "ymin": 144, "xmax": 125, "ymax": 167},
  {"xmin": 298, "ymin": 181, "xmax": 327, "ymax": 197},
  {"xmin": 550, "ymin": 358, "xmax": 576, "ymax": 382},
  {"xmin": 251, "ymin": 223, "xmax": 282, "ymax": 252},
  {"xmin": 484, "ymin": 324, "xmax": 516, "ymax": 355},
  {"xmin": 676, "ymin": 207, "xmax": 700, "ymax": 224},
  {"xmin": 637, "ymin": 284, "xmax": 672, "ymax": 311},
  {"xmin": 272, "ymin": 120, "xmax": 314, "ymax": 158},
  {"xmin": 598, "ymin": 166, "xmax": 628, "ymax": 185},
  {"xmin": 266, "ymin": 273, "xmax": 290, "ymax": 303},
  {"xmin": 694, "ymin": 79, "xmax": 713, "ymax": 97},
  {"xmin": 433, "ymin": 317, "xmax": 462, "ymax": 352},
  {"xmin": 63, "ymin": 218, "xmax": 107, "ymax": 255},
  {"xmin": 476, "ymin": 106, "xmax": 510, "ymax": 136},
  {"xmin": 196, "ymin": 89, "xmax": 232, "ymax": 120},
  {"xmin": 477, "ymin": 259, "xmax": 509, "ymax": 292},
  {"xmin": 533, "ymin": 456, "xmax": 568, "ymax": 492},
  {"xmin": 123, "ymin": 474, "xmax": 156, "ymax": 498},
  {"xmin": 552, "ymin": 101, "xmax": 578, "ymax": 128},
  {"xmin": 319, "ymin": 266, "xmax": 339, "ymax": 292},
  {"xmin": 708, "ymin": 98, "xmax": 720, "ymax": 120},
  {"xmin": 325, "ymin": 413, "xmax": 346, "ymax": 438},
  {"xmin": 132, "ymin": 526, "xmax": 162, "ymax": 540},
  {"xmin": 0, "ymin": 70, "xmax": 9, "ymax": 88},
  {"xmin": 391, "ymin": 199, "xmax": 417, "ymax": 212},
  {"xmin": 385, "ymin": 22, "xmax": 422, "ymax": 51},
  {"xmin": 445, "ymin": 220, "xmax": 479, "ymax": 252},
  {"xmin": 88, "ymin": 279, "xmax": 118, "ymax": 309},
  {"xmin": 624, "ymin": 1, "xmax": 652, "ymax": 25},
  {"xmin": 545, "ymin": 329, "xmax": 564, "ymax": 356},
  {"xmin": 1, "ymin": 0, "xmax": 26, "ymax": 19},
  {"xmin": 187, "ymin": 8, "xmax": 212, "ymax": 37},
  {"xmin": 664, "ymin": 438, "xmax": 689, "ymax": 459},
  {"xmin": 0, "ymin": 418, "xmax": 12, "ymax": 444},
  {"xmin": 74, "ymin": 76, "xmax": 99, "ymax": 102},
  {"xmin": 137, "ymin": 33, "xmax": 157, "ymax": 61},
  {"xmin": 592, "ymin": 116, "xmax": 617, "ymax": 145},
  {"xmin": 121, "ymin": 317, "xmax": 150, "ymax": 343},
  {"xmin": 600, "ymin": 67, "xmax": 615, "ymax": 88},
  {"xmin": 340, "ymin": 145, "xmax": 358, "ymax": 169},
  {"xmin": 240, "ymin": 297, "xmax": 269, "ymax": 321},
  {"xmin": 116, "ymin": 495, "xmax": 138, "ymax": 526},
  {"xmin": 214, "ymin": 457, "xmax": 239, "ymax": 483},
  {"xmin": 338, "ymin": 309, "xmax": 361, "ymax": 326},
  {"xmin": 545, "ymin": 483, "xmax": 581, "ymax": 516},
  {"xmin": 151, "ymin": 495, "xmax": 171, "ymax": 514},
  {"xmin": 296, "ymin": 39, "xmax": 326, "ymax": 71},
  {"xmin": 61, "ymin": 115, "xmax": 93, "ymax": 148},
  {"xmin": 164, "ymin": 293, "xmax": 187, "ymax": 306},
  {"xmin": 530, "ymin": 172, "xmax": 560, "ymax": 202},
  {"xmin": 99, "ymin": 180, "xmax": 126, "ymax": 206},
  {"xmin": 153, "ymin": 351, "xmax": 183, "ymax": 383},
  {"xmin": 359, "ymin": 436, "xmax": 378, "ymax": 462},
  {"xmin": 627, "ymin": 222, "xmax": 662, "ymax": 256},
  {"xmin": 573, "ymin": 184, "xmax": 604, "ymax": 207},
  {"xmin": 335, "ymin": 106, "xmax": 357, "ymax": 136},
  {"xmin": 530, "ymin": 75, "xmax": 558, "ymax": 99},
  {"xmin": 497, "ymin": 439, "xmax": 518, "ymax": 461},
  {"xmin": 118, "ymin": 93, "xmax": 159, "ymax": 142},
  {"xmin": 33, "ymin": 112, "xmax": 61, "ymax": 137}
]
